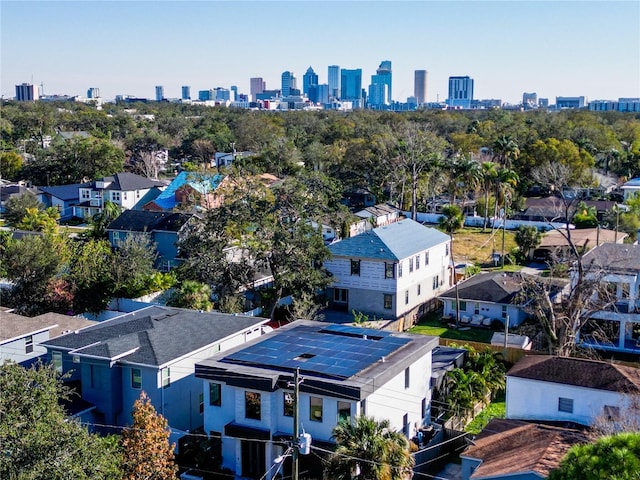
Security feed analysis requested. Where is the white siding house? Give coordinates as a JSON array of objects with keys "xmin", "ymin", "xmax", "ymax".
[
  {"xmin": 506, "ymin": 355, "xmax": 640, "ymax": 426},
  {"xmin": 195, "ymin": 321, "xmax": 439, "ymax": 479},
  {"xmin": 325, "ymin": 219, "xmax": 451, "ymax": 326}
]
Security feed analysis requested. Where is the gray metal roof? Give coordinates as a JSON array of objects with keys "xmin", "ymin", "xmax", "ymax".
[
  {"xmin": 582, "ymin": 243, "xmax": 640, "ymax": 273},
  {"xmin": 38, "ymin": 183, "xmax": 88, "ymax": 201},
  {"xmin": 41, "ymin": 306, "xmax": 268, "ymax": 367},
  {"xmin": 92, "ymin": 173, "xmax": 165, "ymax": 191},
  {"xmin": 329, "ymin": 219, "xmax": 450, "ymax": 261}
]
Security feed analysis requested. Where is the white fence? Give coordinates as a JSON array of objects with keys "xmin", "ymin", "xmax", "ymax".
[{"xmin": 405, "ymin": 211, "xmax": 572, "ymax": 232}]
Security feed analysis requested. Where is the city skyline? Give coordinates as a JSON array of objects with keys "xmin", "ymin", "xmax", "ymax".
[{"xmin": 1, "ymin": 1, "xmax": 638, "ymax": 104}]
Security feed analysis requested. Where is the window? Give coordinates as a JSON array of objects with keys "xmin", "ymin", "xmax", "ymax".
[
  {"xmin": 81, "ymin": 190, "xmax": 90, "ymax": 200},
  {"xmin": 334, "ymin": 288, "xmax": 348, "ymax": 303},
  {"xmin": 460, "ymin": 301, "xmax": 467, "ymax": 312},
  {"xmin": 398, "ymin": 262, "xmax": 403, "ymax": 278},
  {"xmin": 385, "ymin": 262, "xmax": 395, "ymax": 279},
  {"xmin": 350, "ymin": 259, "xmax": 360, "ymax": 276},
  {"xmin": 360, "ymin": 399, "xmax": 367, "ymax": 416},
  {"xmin": 209, "ymin": 383, "xmax": 221, "ymax": 406},
  {"xmin": 131, "ymin": 368, "xmax": 142, "ymax": 389},
  {"xmin": 405, "ymin": 290, "xmax": 409, "ymax": 305},
  {"xmin": 52, "ymin": 351, "xmax": 62, "ymax": 374},
  {"xmin": 199, "ymin": 393, "xmax": 204, "ymax": 414},
  {"xmin": 123, "ymin": 192, "xmax": 128, "ymax": 201},
  {"xmin": 501, "ymin": 305, "xmax": 508, "ymax": 319},
  {"xmin": 338, "ymin": 401, "xmax": 351, "ymax": 423},
  {"xmin": 162, "ymin": 368, "xmax": 171, "ymax": 388},
  {"xmin": 417, "ymin": 284, "xmax": 421, "ymax": 296},
  {"xmin": 310, "ymin": 397, "xmax": 323, "ymax": 422},
  {"xmin": 421, "ymin": 398, "xmax": 427, "ymax": 418},
  {"xmin": 384, "ymin": 294, "xmax": 393, "ymax": 310},
  {"xmin": 425, "ymin": 251, "xmax": 429, "ymax": 265},
  {"xmin": 405, "ymin": 367, "xmax": 410, "ymax": 389},
  {"xmin": 245, "ymin": 391, "xmax": 261, "ymax": 420},
  {"xmin": 25, "ymin": 335, "xmax": 33, "ymax": 354},
  {"xmin": 432, "ymin": 275, "xmax": 439, "ymax": 290},
  {"xmin": 283, "ymin": 392, "xmax": 294, "ymax": 417},
  {"xmin": 403, "ymin": 413, "xmax": 409, "ymax": 437},
  {"xmin": 558, "ymin": 397, "xmax": 574, "ymax": 413},
  {"xmin": 409, "ymin": 257, "xmax": 414, "ymax": 273},
  {"xmin": 415, "ymin": 255, "xmax": 420, "ymax": 270},
  {"xmin": 136, "ymin": 190, "xmax": 140, "ymax": 199},
  {"xmin": 111, "ymin": 191, "xmax": 121, "ymax": 202},
  {"xmin": 604, "ymin": 405, "xmax": 620, "ymax": 420},
  {"xmin": 446, "ymin": 243, "xmax": 450, "ymax": 256},
  {"xmin": 474, "ymin": 303, "xmax": 480, "ymax": 315}
]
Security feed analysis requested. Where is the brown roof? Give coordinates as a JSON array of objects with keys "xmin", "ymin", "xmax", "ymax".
[
  {"xmin": 463, "ymin": 419, "xmax": 587, "ymax": 479},
  {"xmin": 0, "ymin": 310, "xmax": 95, "ymax": 342},
  {"xmin": 538, "ymin": 228, "xmax": 626, "ymax": 248},
  {"xmin": 507, "ymin": 355, "xmax": 640, "ymax": 394}
]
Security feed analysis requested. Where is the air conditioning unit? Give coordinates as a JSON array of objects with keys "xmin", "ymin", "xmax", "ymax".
[{"xmin": 90, "ymin": 199, "xmax": 101, "ymax": 207}]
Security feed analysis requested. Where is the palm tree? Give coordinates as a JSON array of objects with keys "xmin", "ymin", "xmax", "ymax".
[
  {"xmin": 86, "ymin": 200, "xmax": 122, "ymax": 239},
  {"xmin": 492, "ymin": 135, "xmax": 520, "ymax": 168},
  {"xmin": 445, "ymin": 153, "xmax": 481, "ymax": 206},
  {"xmin": 492, "ymin": 167, "xmax": 519, "ymax": 233},
  {"xmin": 324, "ymin": 416, "xmax": 415, "ymax": 480},
  {"xmin": 480, "ymin": 161, "xmax": 499, "ymax": 231},
  {"xmin": 438, "ymin": 204, "xmax": 464, "ymax": 233}
]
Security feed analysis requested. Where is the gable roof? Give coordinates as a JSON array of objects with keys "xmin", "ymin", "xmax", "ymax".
[
  {"xmin": 38, "ymin": 183, "xmax": 89, "ymax": 201},
  {"xmin": 0, "ymin": 311, "xmax": 95, "ymax": 344},
  {"xmin": 355, "ymin": 203, "xmax": 401, "ymax": 219},
  {"xmin": 328, "ymin": 219, "xmax": 449, "ymax": 261},
  {"xmin": 507, "ymin": 355, "xmax": 640, "ymax": 393},
  {"xmin": 91, "ymin": 172, "xmax": 165, "ymax": 191},
  {"xmin": 106, "ymin": 210, "xmax": 193, "ymax": 233},
  {"xmin": 539, "ymin": 227, "xmax": 626, "ymax": 248},
  {"xmin": 41, "ymin": 306, "xmax": 268, "ymax": 367},
  {"xmin": 462, "ymin": 419, "xmax": 587, "ymax": 479},
  {"xmin": 582, "ymin": 243, "xmax": 640, "ymax": 273},
  {"xmin": 439, "ymin": 271, "xmax": 522, "ymax": 303}
]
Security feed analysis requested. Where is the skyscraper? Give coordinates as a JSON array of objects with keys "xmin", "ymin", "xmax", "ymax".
[
  {"xmin": 340, "ymin": 69, "xmax": 363, "ymax": 107},
  {"xmin": 250, "ymin": 77, "xmax": 266, "ymax": 100},
  {"xmin": 231, "ymin": 86, "xmax": 238, "ymax": 101},
  {"xmin": 182, "ymin": 86, "xmax": 191, "ymax": 100},
  {"xmin": 447, "ymin": 76, "xmax": 474, "ymax": 109},
  {"xmin": 375, "ymin": 60, "xmax": 392, "ymax": 103},
  {"xmin": 155, "ymin": 85, "xmax": 164, "ymax": 102},
  {"xmin": 302, "ymin": 67, "xmax": 318, "ymax": 97},
  {"xmin": 328, "ymin": 65, "xmax": 340, "ymax": 99},
  {"xmin": 15, "ymin": 83, "xmax": 38, "ymax": 101},
  {"xmin": 87, "ymin": 87, "xmax": 100, "ymax": 99},
  {"xmin": 414, "ymin": 70, "xmax": 428, "ymax": 104},
  {"xmin": 368, "ymin": 81, "xmax": 388, "ymax": 109},
  {"xmin": 281, "ymin": 71, "xmax": 298, "ymax": 97}
]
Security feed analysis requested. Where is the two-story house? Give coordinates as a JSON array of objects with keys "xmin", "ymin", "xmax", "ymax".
[
  {"xmin": 41, "ymin": 305, "xmax": 269, "ymax": 447},
  {"xmin": 195, "ymin": 320, "xmax": 439, "ymax": 479},
  {"xmin": 106, "ymin": 210, "xmax": 195, "ymax": 270},
  {"xmin": 506, "ymin": 355, "xmax": 640, "ymax": 426},
  {"xmin": 575, "ymin": 243, "xmax": 640, "ymax": 353},
  {"xmin": 74, "ymin": 172, "xmax": 165, "ymax": 219},
  {"xmin": 38, "ymin": 183, "xmax": 86, "ymax": 220},
  {"xmin": 325, "ymin": 219, "xmax": 451, "ymax": 328}
]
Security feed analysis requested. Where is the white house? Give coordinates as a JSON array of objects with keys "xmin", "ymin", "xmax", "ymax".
[
  {"xmin": 576, "ymin": 243, "xmax": 640, "ymax": 353},
  {"xmin": 506, "ymin": 355, "xmax": 640, "ymax": 426},
  {"xmin": 195, "ymin": 320, "xmax": 439, "ymax": 479},
  {"xmin": 74, "ymin": 172, "xmax": 165, "ymax": 219},
  {"xmin": 325, "ymin": 219, "xmax": 451, "ymax": 327},
  {"xmin": 41, "ymin": 305, "xmax": 269, "ymax": 448},
  {"xmin": 621, "ymin": 177, "xmax": 640, "ymax": 201}
]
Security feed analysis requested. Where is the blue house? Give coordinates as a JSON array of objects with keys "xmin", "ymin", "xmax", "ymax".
[
  {"xmin": 38, "ymin": 183, "xmax": 87, "ymax": 220},
  {"xmin": 106, "ymin": 210, "xmax": 195, "ymax": 270},
  {"xmin": 41, "ymin": 305, "xmax": 270, "ymax": 447}
]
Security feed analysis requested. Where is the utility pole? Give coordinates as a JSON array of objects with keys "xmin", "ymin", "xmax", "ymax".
[{"xmin": 293, "ymin": 367, "xmax": 300, "ymax": 480}]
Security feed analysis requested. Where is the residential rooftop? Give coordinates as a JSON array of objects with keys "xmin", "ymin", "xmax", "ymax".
[
  {"xmin": 0, "ymin": 310, "xmax": 95, "ymax": 343},
  {"xmin": 107, "ymin": 210, "xmax": 194, "ymax": 233},
  {"xmin": 582, "ymin": 243, "xmax": 640, "ymax": 273}
]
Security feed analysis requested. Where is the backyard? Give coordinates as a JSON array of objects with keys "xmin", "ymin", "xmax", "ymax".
[
  {"xmin": 451, "ymin": 227, "xmax": 518, "ymax": 267},
  {"xmin": 409, "ymin": 311, "xmax": 495, "ymax": 343}
]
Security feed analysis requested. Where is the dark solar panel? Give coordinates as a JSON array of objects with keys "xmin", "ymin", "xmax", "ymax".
[{"xmin": 221, "ymin": 324, "xmax": 411, "ymax": 379}]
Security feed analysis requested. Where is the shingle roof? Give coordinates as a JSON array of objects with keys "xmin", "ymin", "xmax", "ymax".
[
  {"xmin": 41, "ymin": 306, "xmax": 268, "ymax": 367},
  {"xmin": 93, "ymin": 172, "xmax": 165, "ymax": 191},
  {"xmin": 0, "ymin": 311, "xmax": 95, "ymax": 343},
  {"xmin": 38, "ymin": 183, "xmax": 89, "ymax": 201},
  {"xmin": 539, "ymin": 228, "xmax": 624, "ymax": 248},
  {"xmin": 462, "ymin": 419, "xmax": 587, "ymax": 479},
  {"xmin": 106, "ymin": 210, "xmax": 193, "ymax": 233},
  {"xmin": 507, "ymin": 355, "xmax": 640, "ymax": 393},
  {"xmin": 439, "ymin": 271, "xmax": 522, "ymax": 303},
  {"xmin": 582, "ymin": 243, "xmax": 640, "ymax": 273},
  {"xmin": 328, "ymin": 219, "xmax": 449, "ymax": 261}
]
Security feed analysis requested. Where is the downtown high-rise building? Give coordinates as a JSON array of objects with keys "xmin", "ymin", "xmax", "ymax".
[
  {"xmin": 328, "ymin": 65, "xmax": 340, "ymax": 99},
  {"xmin": 375, "ymin": 60, "xmax": 392, "ymax": 103},
  {"xmin": 340, "ymin": 68, "xmax": 363, "ymax": 106},
  {"xmin": 182, "ymin": 85, "xmax": 191, "ymax": 100},
  {"xmin": 250, "ymin": 77, "xmax": 266, "ymax": 100},
  {"xmin": 447, "ymin": 76, "xmax": 474, "ymax": 109},
  {"xmin": 302, "ymin": 67, "xmax": 318, "ymax": 97},
  {"xmin": 281, "ymin": 71, "xmax": 298, "ymax": 97},
  {"xmin": 15, "ymin": 83, "xmax": 38, "ymax": 101},
  {"xmin": 87, "ymin": 87, "xmax": 101, "ymax": 99},
  {"xmin": 155, "ymin": 85, "xmax": 164, "ymax": 102},
  {"xmin": 414, "ymin": 70, "xmax": 428, "ymax": 104}
]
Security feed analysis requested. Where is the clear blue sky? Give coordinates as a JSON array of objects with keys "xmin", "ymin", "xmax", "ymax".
[{"xmin": 2, "ymin": 1, "xmax": 638, "ymax": 104}]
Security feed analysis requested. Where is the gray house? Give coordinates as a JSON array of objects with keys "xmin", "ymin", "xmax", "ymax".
[{"xmin": 41, "ymin": 305, "xmax": 269, "ymax": 447}]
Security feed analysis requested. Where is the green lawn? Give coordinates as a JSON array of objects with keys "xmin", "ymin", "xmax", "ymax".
[
  {"xmin": 409, "ymin": 312, "xmax": 494, "ymax": 343},
  {"xmin": 464, "ymin": 392, "xmax": 506, "ymax": 435}
]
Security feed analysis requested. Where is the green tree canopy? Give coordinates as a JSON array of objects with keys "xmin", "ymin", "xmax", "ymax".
[
  {"xmin": 0, "ymin": 151, "xmax": 24, "ymax": 180},
  {"xmin": 0, "ymin": 361, "xmax": 122, "ymax": 480},
  {"xmin": 514, "ymin": 225, "xmax": 542, "ymax": 261},
  {"xmin": 3, "ymin": 191, "xmax": 42, "ymax": 227}
]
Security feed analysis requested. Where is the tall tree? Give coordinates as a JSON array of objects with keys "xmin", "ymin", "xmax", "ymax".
[
  {"xmin": 122, "ymin": 391, "xmax": 178, "ymax": 480},
  {"xmin": 0, "ymin": 361, "xmax": 122, "ymax": 480},
  {"xmin": 492, "ymin": 135, "xmax": 520, "ymax": 168},
  {"xmin": 0, "ymin": 151, "xmax": 23, "ymax": 180},
  {"xmin": 3, "ymin": 191, "xmax": 42, "ymax": 227},
  {"xmin": 324, "ymin": 415, "xmax": 415, "ymax": 480},
  {"xmin": 479, "ymin": 161, "xmax": 499, "ymax": 231}
]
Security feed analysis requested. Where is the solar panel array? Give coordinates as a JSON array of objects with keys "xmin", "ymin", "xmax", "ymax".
[{"xmin": 221, "ymin": 323, "xmax": 411, "ymax": 380}]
